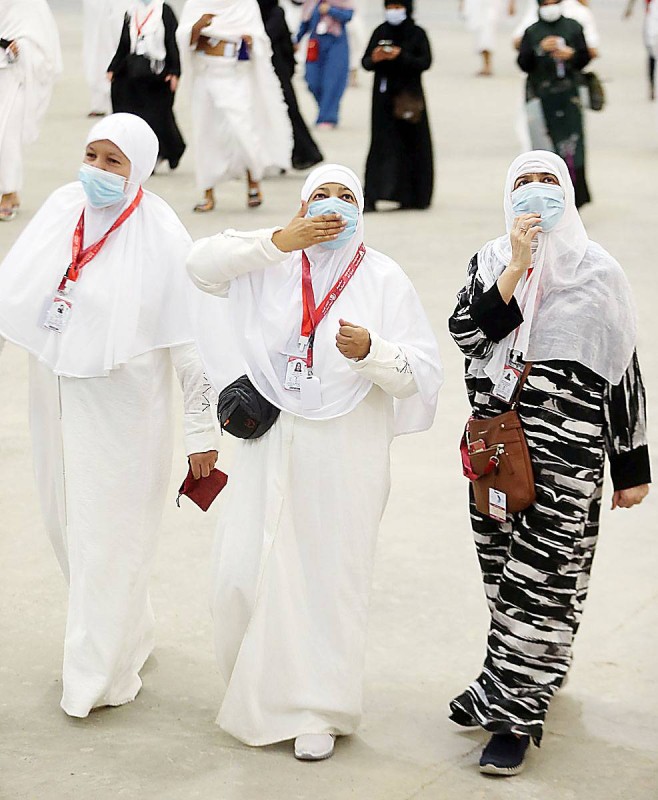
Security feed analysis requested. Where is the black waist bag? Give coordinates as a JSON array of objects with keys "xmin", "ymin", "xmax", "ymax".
[{"xmin": 217, "ymin": 375, "xmax": 280, "ymax": 439}]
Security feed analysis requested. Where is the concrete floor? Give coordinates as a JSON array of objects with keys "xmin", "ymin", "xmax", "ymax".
[{"xmin": 1, "ymin": 1, "xmax": 657, "ymax": 798}]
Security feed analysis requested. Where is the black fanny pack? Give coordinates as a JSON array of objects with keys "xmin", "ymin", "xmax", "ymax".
[{"xmin": 217, "ymin": 375, "xmax": 280, "ymax": 439}]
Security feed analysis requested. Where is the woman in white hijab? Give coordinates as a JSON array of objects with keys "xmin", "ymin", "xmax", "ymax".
[
  {"xmin": 176, "ymin": 0, "xmax": 292, "ymax": 212},
  {"xmin": 0, "ymin": 0, "xmax": 62, "ymax": 220},
  {"xmin": 187, "ymin": 163, "xmax": 443, "ymax": 760},
  {"xmin": 0, "ymin": 113, "xmax": 218, "ymax": 718},
  {"xmin": 448, "ymin": 151, "xmax": 650, "ymax": 777}
]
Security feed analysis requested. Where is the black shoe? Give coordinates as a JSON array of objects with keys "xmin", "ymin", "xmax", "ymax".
[{"xmin": 479, "ymin": 733, "xmax": 530, "ymax": 776}]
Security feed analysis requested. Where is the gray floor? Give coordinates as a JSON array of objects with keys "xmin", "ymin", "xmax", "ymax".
[{"xmin": 1, "ymin": 1, "xmax": 657, "ymax": 798}]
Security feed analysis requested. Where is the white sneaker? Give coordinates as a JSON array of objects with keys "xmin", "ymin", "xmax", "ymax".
[{"xmin": 294, "ymin": 734, "xmax": 335, "ymax": 761}]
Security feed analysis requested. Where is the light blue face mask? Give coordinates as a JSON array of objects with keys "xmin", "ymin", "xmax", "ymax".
[
  {"xmin": 78, "ymin": 163, "xmax": 127, "ymax": 208},
  {"xmin": 307, "ymin": 197, "xmax": 360, "ymax": 250},
  {"xmin": 511, "ymin": 182, "xmax": 566, "ymax": 232},
  {"xmin": 385, "ymin": 8, "xmax": 407, "ymax": 25}
]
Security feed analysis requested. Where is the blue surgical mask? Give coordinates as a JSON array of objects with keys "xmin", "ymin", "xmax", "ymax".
[
  {"xmin": 78, "ymin": 163, "xmax": 127, "ymax": 208},
  {"xmin": 307, "ymin": 197, "xmax": 360, "ymax": 250},
  {"xmin": 511, "ymin": 183, "xmax": 566, "ymax": 232},
  {"xmin": 385, "ymin": 8, "xmax": 407, "ymax": 26}
]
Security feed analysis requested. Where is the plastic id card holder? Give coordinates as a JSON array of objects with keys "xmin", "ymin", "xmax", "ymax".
[
  {"xmin": 300, "ymin": 375, "xmax": 322, "ymax": 411},
  {"xmin": 43, "ymin": 294, "xmax": 73, "ymax": 333}
]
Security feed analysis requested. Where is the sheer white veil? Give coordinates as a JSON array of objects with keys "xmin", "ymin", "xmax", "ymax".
[{"xmin": 471, "ymin": 150, "xmax": 637, "ymax": 386}]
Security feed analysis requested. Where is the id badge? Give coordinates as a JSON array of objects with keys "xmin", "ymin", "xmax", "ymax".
[
  {"xmin": 300, "ymin": 375, "xmax": 322, "ymax": 411},
  {"xmin": 135, "ymin": 37, "xmax": 147, "ymax": 56},
  {"xmin": 489, "ymin": 488, "xmax": 507, "ymax": 522},
  {"xmin": 43, "ymin": 294, "xmax": 73, "ymax": 333},
  {"xmin": 284, "ymin": 357, "xmax": 305, "ymax": 392},
  {"xmin": 492, "ymin": 361, "xmax": 522, "ymax": 403}
]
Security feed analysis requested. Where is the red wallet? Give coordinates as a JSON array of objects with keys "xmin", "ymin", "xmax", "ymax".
[{"xmin": 177, "ymin": 466, "xmax": 228, "ymax": 512}]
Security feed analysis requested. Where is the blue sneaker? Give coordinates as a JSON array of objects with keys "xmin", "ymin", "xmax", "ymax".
[{"xmin": 479, "ymin": 733, "xmax": 531, "ymax": 776}]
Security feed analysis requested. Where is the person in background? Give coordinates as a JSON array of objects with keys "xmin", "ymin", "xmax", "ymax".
[
  {"xmin": 362, "ymin": 0, "xmax": 433, "ymax": 212},
  {"xmin": 517, "ymin": 0, "xmax": 592, "ymax": 207},
  {"xmin": 460, "ymin": 0, "xmax": 516, "ymax": 77},
  {"xmin": 347, "ymin": 1, "xmax": 367, "ymax": 86},
  {"xmin": 108, "ymin": 1, "xmax": 186, "ymax": 171},
  {"xmin": 296, "ymin": 0, "xmax": 353, "ymax": 128},
  {"xmin": 186, "ymin": 163, "xmax": 443, "ymax": 762},
  {"xmin": 448, "ymin": 150, "xmax": 649, "ymax": 777},
  {"xmin": 83, "ymin": 0, "xmax": 129, "ymax": 117},
  {"xmin": 257, "ymin": 0, "xmax": 323, "ymax": 170},
  {"xmin": 176, "ymin": 0, "xmax": 292, "ymax": 212},
  {"xmin": 0, "ymin": 0, "xmax": 62, "ymax": 221},
  {"xmin": 0, "ymin": 113, "xmax": 218, "ymax": 718},
  {"xmin": 624, "ymin": 0, "xmax": 655, "ymax": 100},
  {"xmin": 514, "ymin": 0, "xmax": 599, "ymax": 58}
]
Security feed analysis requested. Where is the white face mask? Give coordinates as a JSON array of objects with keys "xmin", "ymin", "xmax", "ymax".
[
  {"xmin": 385, "ymin": 8, "xmax": 407, "ymax": 26},
  {"xmin": 538, "ymin": 3, "xmax": 563, "ymax": 22}
]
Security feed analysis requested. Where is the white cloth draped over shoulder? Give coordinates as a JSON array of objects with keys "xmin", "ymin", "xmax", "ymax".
[
  {"xmin": 471, "ymin": 150, "xmax": 637, "ymax": 386},
  {"xmin": 0, "ymin": 114, "xmax": 197, "ymax": 378},
  {"xmin": 176, "ymin": 0, "xmax": 292, "ymax": 183},
  {"xmin": 83, "ymin": 0, "xmax": 129, "ymax": 114},
  {"xmin": 186, "ymin": 163, "xmax": 441, "ymax": 746},
  {"xmin": 0, "ymin": 113, "xmax": 217, "ymax": 718},
  {"xmin": 0, "ymin": 0, "xmax": 62, "ymax": 143},
  {"xmin": 188, "ymin": 163, "xmax": 443, "ymax": 435},
  {"xmin": 128, "ymin": 0, "xmax": 166, "ymax": 61},
  {"xmin": 462, "ymin": 0, "xmax": 507, "ymax": 53}
]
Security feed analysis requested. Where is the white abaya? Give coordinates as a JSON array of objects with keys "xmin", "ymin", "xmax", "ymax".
[
  {"xmin": 0, "ymin": 114, "xmax": 217, "ymax": 717},
  {"xmin": 83, "ymin": 0, "xmax": 129, "ymax": 115},
  {"xmin": 186, "ymin": 164, "xmax": 442, "ymax": 745}
]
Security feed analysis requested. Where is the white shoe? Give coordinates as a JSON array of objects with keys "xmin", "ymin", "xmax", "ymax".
[{"xmin": 294, "ymin": 734, "xmax": 335, "ymax": 761}]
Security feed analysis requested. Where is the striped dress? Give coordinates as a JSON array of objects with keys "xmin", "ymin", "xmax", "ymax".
[{"xmin": 448, "ymin": 253, "xmax": 651, "ymax": 745}]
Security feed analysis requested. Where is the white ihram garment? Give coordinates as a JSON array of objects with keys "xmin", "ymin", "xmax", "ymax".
[
  {"xmin": 463, "ymin": 0, "xmax": 507, "ymax": 53},
  {"xmin": 0, "ymin": 114, "xmax": 217, "ymax": 717},
  {"xmin": 83, "ymin": 0, "xmax": 129, "ymax": 114},
  {"xmin": 0, "ymin": 0, "xmax": 61, "ymax": 193},
  {"xmin": 176, "ymin": 0, "xmax": 292, "ymax": 189},
  {"xmin": 186, "ymin": 164, "xmax": 442, "ymax": 744}
]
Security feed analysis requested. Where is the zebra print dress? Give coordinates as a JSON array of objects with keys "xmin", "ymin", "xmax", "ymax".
[{"xmin": 448, "ymin": 254, "xmax": 650, "ymax": 745}]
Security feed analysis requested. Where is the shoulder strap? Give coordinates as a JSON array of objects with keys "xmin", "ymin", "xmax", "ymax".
[{"xmin": 511, "ymin": 362, "xmax": 532, "ymax": 409}]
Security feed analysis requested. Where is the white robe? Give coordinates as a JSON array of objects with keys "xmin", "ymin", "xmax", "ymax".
[
  {"xmin": 187, "ymin": 229, "xmax": 441, "ymax": 745},
  {"xmin": 0, "ymin": 64, "xmax": 24, "ymax": 193},
  {"xmin": 83, "ymin": 0, "xmax": 129, "ymax": 114},
  {"xmin": 29, "ymin": 344, "xmax": 216, "ymax": 717},
  {"xmin": 463, "ymin": 0, "xmax": 508, "ymax": 53}
]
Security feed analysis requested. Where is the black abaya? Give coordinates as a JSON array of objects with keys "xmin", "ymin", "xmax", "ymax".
[
  {"xmin": 108, "ymin": 5, "xmax": 185, "ymax": 169},
  {"xmin": 258, "ymin": 0, "xmax": 322, "ymax": 170},
  {"xmin": 362, "ymin": 18, "xmax": 434, "ymax": 210}
]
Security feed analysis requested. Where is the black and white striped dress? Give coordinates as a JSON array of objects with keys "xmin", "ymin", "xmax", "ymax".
[{"xmin": 448, "ymin": 253, "xmax": 651, "ymax": 745}]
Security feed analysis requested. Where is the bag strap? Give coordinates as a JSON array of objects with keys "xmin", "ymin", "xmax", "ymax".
[{"xmin": 510, "ymin": 362, "xmax": 532, "ymax": 410}]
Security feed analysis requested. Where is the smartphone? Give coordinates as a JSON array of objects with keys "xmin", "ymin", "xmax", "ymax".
[{"xmin": 378, "ymin": 39, "xmax": 394, "ymax": 53}]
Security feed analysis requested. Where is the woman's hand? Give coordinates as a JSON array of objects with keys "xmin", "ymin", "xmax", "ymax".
[
  {"xmin": 106, "ymin": 71, "xmax": 114, "ymax": 83},
  {"xmin": 371, "ymin": 46, "xmax": 388, "ymax": 63},
  {"xmin": 8, "ymin": 40, "xmax": 19, "ymax": 58},
  {"xmin": 497, "ymin": 214, "xmax": 542, "ymax": 303},
  {"xmin": 540, "ymin": 35, "xmax": 560, "ymax": 53},
  {"xmin": 165, "ymin": 74, "xmax": 178, "ymax": 92},
  {"xmin": 189, "ymin": 450, "xmax": 218, "ymax": 480},
  {"xmin": 553, "ymin": 45, "xmax": 575, "ymax": 61},
  {"xmin": 271, "ymin": 201, "xmax": 346, "ymax": 252},
  {"xmin": 611, "ymin": 484, "xmax": 649, "ymax": 510},
  {"xmin": 336, "ymin": 319, "xmax": 371, "ymax": 360}
]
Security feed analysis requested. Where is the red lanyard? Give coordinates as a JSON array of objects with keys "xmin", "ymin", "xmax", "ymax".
[
  {"xmin": 300, "ymin": 242, "xmax": 366, "ymax": 368},
  {"xmin": 59, "ymin": 187, "xmax": 144, "ymax": 290},
  {"xmin": 135, "ymin": 9, "xmax": 154, "ymax": 38}
]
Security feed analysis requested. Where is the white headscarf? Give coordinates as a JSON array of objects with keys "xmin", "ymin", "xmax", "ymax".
[
  {"xmin": 0, "ymin": 113, "xmax": 195, "ymax": 378},
  {"xmin": 0, "ymin": 0, "xmax": 62, "ymax": 143},
  {"xmin": 471, "ymin": 150, "xmax": 637, "ymax": 386},
  {"xmin": 128, "ymin": 0, "xmax": 166, "ymax": 62},
  {"xmin": 176, "ymin": 0, "xmax": 292, "ymax": 173},
  {"xmin": 191, "ymin": 164, "xmax": 442, "ymax": 435}
]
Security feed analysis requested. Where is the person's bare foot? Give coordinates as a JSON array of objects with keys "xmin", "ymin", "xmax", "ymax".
[
  {"xmin": 193, "ymin": 189, "xmax": 215, "ymax": 213},
  {"xmin": 0, "ymin": 192, "xmax": 19, "ymax": 221}
]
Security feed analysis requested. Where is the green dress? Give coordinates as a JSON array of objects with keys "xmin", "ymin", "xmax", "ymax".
[{"xmin": 518, "ymin": 16, "xmax": 592, "ymax": 207}]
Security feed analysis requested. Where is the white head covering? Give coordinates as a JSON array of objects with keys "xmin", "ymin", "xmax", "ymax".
[
  {"xmin": 471, "ymin": 150, "xmax": 637, "ymax": 385},
  {"xmin": 191, "ymin": 164, "xmax": 442, "ymax": 435},
  {"xmin": 176, "ymin": 0, "xmax": 292, "ymax": 173},
  {"xmin": 128, "ymin": 0, "xmax": 166, "ymax": 62},
  {"xmin": 0, "ymin": 0, "xmax": 62, "ymax": 144},
  {"xmin": 0, "ymin": 113, "xmax": 194, "ymax": 377}
]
